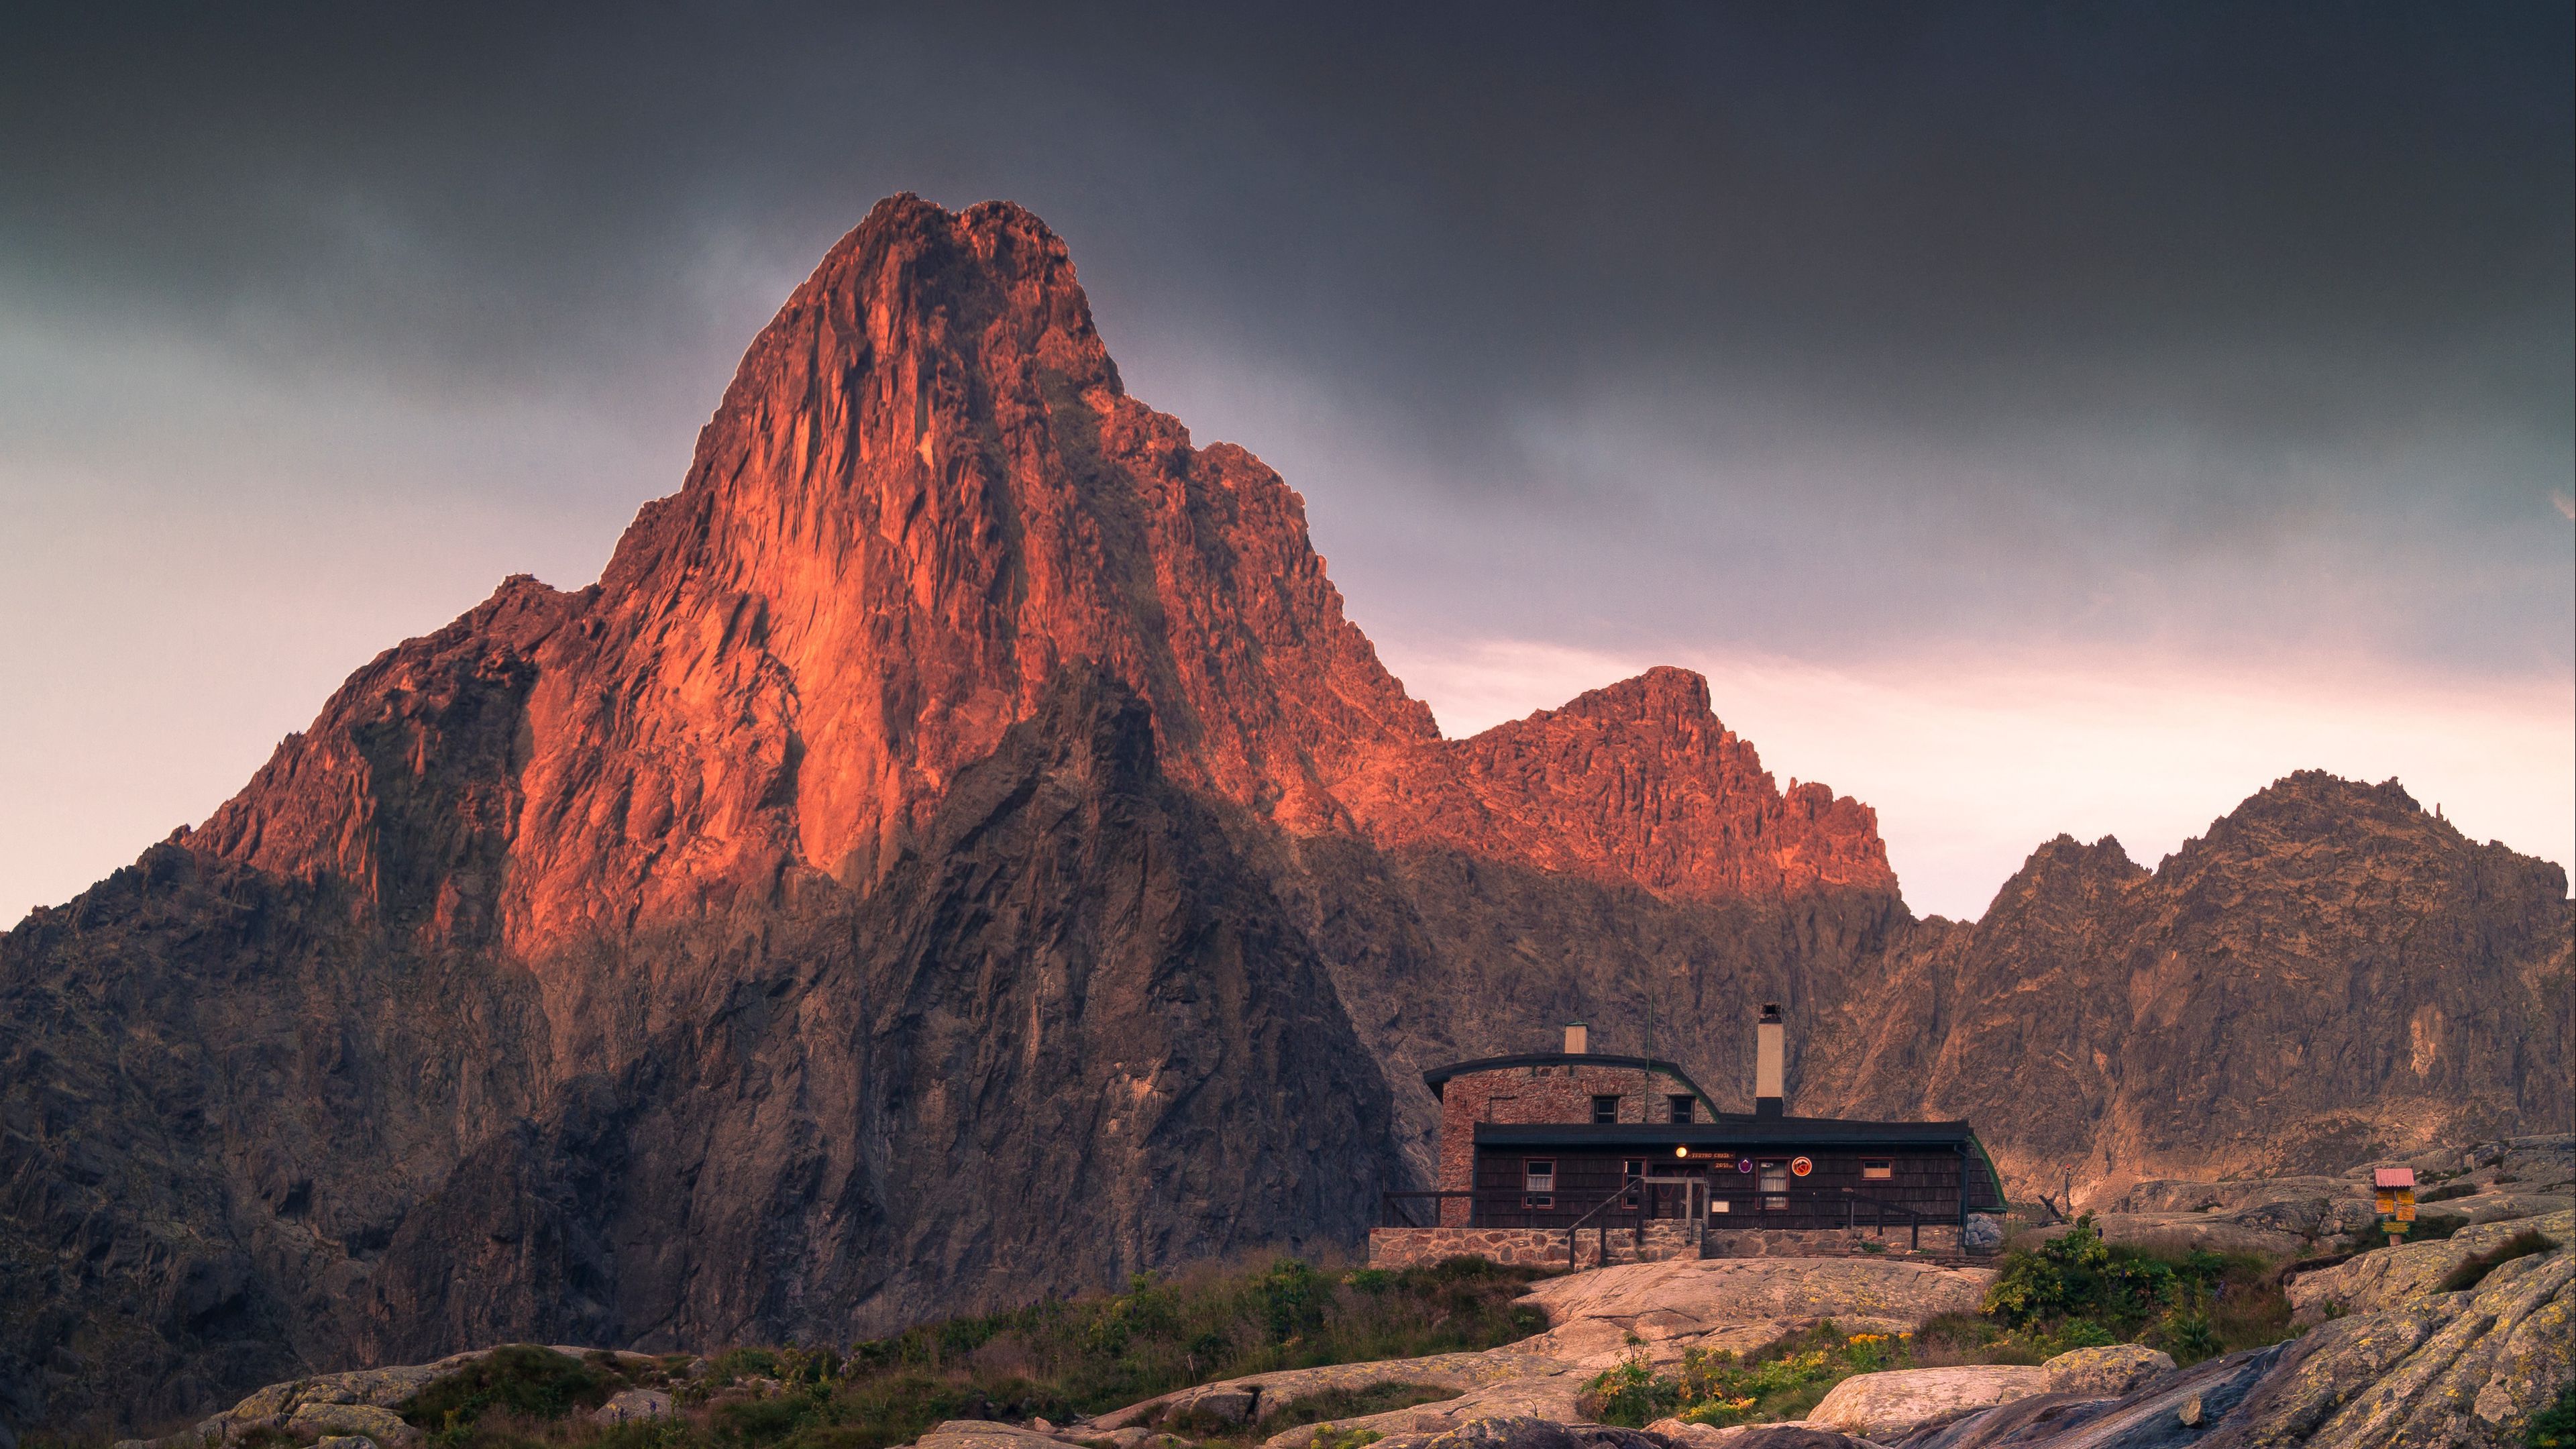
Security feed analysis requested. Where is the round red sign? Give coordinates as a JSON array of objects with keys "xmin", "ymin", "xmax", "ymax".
[{"xmin": 1790, "ymin": 1155, "xmax": 1814, "ymax": 1177}]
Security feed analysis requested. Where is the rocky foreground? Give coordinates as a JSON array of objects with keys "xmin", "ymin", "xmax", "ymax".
[{"xmin": 117, "ymin": 1138, "xmax": 2571, "ymax": 1449}]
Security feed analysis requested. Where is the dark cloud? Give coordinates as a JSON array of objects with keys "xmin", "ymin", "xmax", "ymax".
[{"xmin": 3, "ymin": 0, "xmax": 2569, "ymax": 663}]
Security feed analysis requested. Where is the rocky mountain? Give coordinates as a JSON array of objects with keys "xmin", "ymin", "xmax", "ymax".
[
  {"xmin": 1, "ymin": 195, "xmax": 2567, "ymax": 1438},
  {"xmin": 1806, "ymin": 773, "xmax": 2573, "ymax": 1200}
]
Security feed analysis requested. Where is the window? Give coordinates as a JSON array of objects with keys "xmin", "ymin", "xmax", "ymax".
[
  {"xmin": 1592, "ymin": 1095, "xmax": 1621, "ymax": 1124},
  {"xmin": 1759, "ymin": 1160, "xmax": 1789, "ymax": 1211},
  {"xmin": 1523, "ymin": 1159, "xmax": 1556, "ymax": 1210},
  {"xmin": 1623, "ymin": 1158, "xmax": 1646, "ymax": 1205},
  {"xmin": 1670, "ymin": 1094, "xmax": 1696, "ymax": 1124},
  {"xmin": 1862, "ymin": 1160, "xmax": 1894, "ymax": 1181}
]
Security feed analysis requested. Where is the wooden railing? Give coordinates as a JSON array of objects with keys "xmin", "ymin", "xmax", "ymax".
[{"xmin": 1705, "ymin": 1186, "xmax": 1937, "ymax": 1248}]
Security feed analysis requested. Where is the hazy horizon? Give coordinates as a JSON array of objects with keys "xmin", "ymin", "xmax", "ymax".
[{"xmin": 5, "ymin": 3, "xmax": 2569, "ymax": 921}]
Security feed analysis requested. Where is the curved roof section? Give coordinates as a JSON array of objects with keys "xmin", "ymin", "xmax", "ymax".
[{"xmin": 1422, "ymin": 1052, "xmax": 1719, "ymax": 1108}]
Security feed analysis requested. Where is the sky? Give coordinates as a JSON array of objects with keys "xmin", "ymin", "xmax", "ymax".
[{"xmin": 2, "ymin": 3, "xmax": 2569, "ymax": 922}]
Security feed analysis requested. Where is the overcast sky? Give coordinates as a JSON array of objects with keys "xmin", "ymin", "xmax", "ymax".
[{"xmin": 3, "ymin": 2, "xmax": 2569, "ymax": 921}]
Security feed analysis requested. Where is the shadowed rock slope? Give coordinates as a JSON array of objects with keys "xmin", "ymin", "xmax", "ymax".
[{"xmin": 1, "ymin": 195, "xmax": 2567, "ymax": 1438}]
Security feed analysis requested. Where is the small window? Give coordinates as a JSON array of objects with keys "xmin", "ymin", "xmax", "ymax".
[
  {"xmin": 1623, "ymin": 1158, "xmax": 1646, "ymax": 1204},
  {"xmin": 1862, "ymin": 1160, "xmax": 1894, "ymax": 1181},
  {"xmin": 1523, "ymin": 1193, "xmax": 1554, "ymax": 1208},
  {"xmin": 1670, "ymin": 1094, "xmax": 1695, "ymax": 1123},
  {"xmin": 1524, "ymin": 1159, "xmax": 1556, "ymax": 1192},
  {"xmin": 1759, "ymin": 1160, "xmax": 1788, "ymax": 1210},
  {"xmin": 1592, "ymin": 1095, "xmax": 1621, "ymax": 1124}
]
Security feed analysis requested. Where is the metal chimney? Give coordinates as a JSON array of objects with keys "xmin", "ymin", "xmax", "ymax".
[
  {"xmin": 1754, "ymin": 1004, "xmax": 1785, "ymax": 1118},
  {"xmin": 1564, "ymin": 1022, "xmax": 1589, "ymax": 1054}
]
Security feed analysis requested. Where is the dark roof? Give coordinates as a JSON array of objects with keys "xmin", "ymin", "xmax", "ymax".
[
  {"xmin": 1421, "ymin": 1053, "xmax": 1719, "ymax": 1107},
  {"xmin": 1424, "ymin": 1054, "xmax": 2010, "ymax": 1211},
  {"xmin": 1472, "ymin": 1118, "xmax": 1980, "ymax": 1148}
]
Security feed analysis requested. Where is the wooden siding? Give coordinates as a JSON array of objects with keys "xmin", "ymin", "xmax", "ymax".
[{"xmin": 1472, "ymin": 1145, "xmax": 1982, "ymax": 1230}]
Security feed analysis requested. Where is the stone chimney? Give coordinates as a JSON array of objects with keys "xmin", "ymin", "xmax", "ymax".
[
  {"xmin": 1754, "ymin": 1004, "xmax": 1785, "ymax": 1118},
  {"xmin": 1564, "ymin": 1022, "xmax": 1589, "ymax": 1055}
]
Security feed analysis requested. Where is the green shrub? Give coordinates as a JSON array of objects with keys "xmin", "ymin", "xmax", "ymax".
[
  {"xmin": 1982, "ymin": 1217, "xmax": 2180, "ymax": 1329},
  {"xmin": 1577, "ymin": 1348, "xmax": 1680, "ymax": 1426},
  {"xmin": 2149, "ymin": 1311, "xmax": 2222, "ymax": 1364},
  {"xmin": 1260, "ymin": 1259, "xmax": 1331, "ymax": 1344},
  {"xmin": 2045, "ymin": 1318, "xmax": 2114, "ymax": 1351},
  {"xmin": 1310, "ymin": 1430, "xmax": 1385, "ymax": 1449},
  {"xmin": 1978, "ymin": 1216, "xmax": 2289, "ymax": 1360},
  {"xmin": 398, "ymin": 1345, "xmax": 623, "ymax": 1429},
  {"xmin": 1580, "ymin": 1325, "xmax": 1919, "ymax": 1429}
]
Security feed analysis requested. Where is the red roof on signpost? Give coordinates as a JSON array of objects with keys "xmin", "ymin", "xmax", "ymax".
[{"xmin": 2374, "ymin": 1167, "xmax": 2416, "ymax": 1189}]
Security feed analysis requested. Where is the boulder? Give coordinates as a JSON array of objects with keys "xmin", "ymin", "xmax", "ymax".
[
  {"xmin": 2227, "ymin": 1250, "xmax": 2575, "ymax": 1447},
  {"xmin": 1962, "ymin": 1215, "xmax": 2004, "ymax": 1254},
  {"xmin": 2037, "ymin": 1344, "xmax": 2170, "ymax": 1398},
  {"xmin": 1105, "ymin": 1349, "xmax": 1553, "ymax": 1433},
  {"xmin": 1648, "ymin": 1428, "xmax": 1876, "ymax": 1449},
  {"xmin": 282, "ymin": 1403, "xmax": 418, "ymax": 1446},
  {"xmin": 1376, "ymin": 1417, "xmax": 1578, "ymax": 1449},
  {"xmin": 1807, "ymin": 1367, "xmax": 2050, "ymax": 1440},
  {"xmin": 1513, "ymin": 1258, "xmax": 1994, "ymax": 1366},
  {"xmin": 2285, "ymin": 1208, "xmax": 2570, "ymax": 1320},
  {"xmin": 918, "ymin": 1423, "xmax": 1075, "ymax": 1449},
  {"xmin": 594, "ymin": 1389, "xmax": 674, "ymax": 1426},
  {"xmin": 1167, "ymin": 1385, "xmax": 1260, "ymax": 1425},
  {"xmin": 1647, "ymin": 1421, "xmax": 1880, "ymax": 1449},
  {"xmin": 1888, "ymin": 1344, "xmax": 2288, "ymax": 1449},
  {"xmin": 2457, "ymin": 1190, "xmax": 2576, "ymax": 1225},
  {"xmin": 314, "ymin": 1439, "xmax": 374, "ymax": 1449},
  {"xmin": 1566, "ymin": 1428, "xmax": 1668, "ymax": 1449}
]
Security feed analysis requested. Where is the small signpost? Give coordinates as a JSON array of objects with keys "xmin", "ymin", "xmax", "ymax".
[{"xmin": 2374, "ymin": 1167, "xmax": 2417, "ymax": 1247}]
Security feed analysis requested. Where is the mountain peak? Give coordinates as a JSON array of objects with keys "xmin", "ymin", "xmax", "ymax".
[
  {"xmin": 189, "ymin": 197, "xmax": 1898, "ymax": 956},
  {"xmin": 1344, "ymin": 665, "xmax": 1896, "ymax": 899}
]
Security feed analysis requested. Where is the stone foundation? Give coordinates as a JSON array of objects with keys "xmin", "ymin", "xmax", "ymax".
[
  {"xmin": 1371, "ymin": 1221, "xmax": 1970, "ymax": 1268},
  {"xmin": 1367, "ymin": 1222, "xmax": 1701, "ymax": 1269},
  {"xmin": 1703, "ymin": 1224, "xmax": 1962, "ymax": 1256}
]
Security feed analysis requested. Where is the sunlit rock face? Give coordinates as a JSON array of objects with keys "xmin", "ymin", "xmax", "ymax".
[{"xmin": 1, "ymin": 197, "xmax": 2564, "ymax": 1440}]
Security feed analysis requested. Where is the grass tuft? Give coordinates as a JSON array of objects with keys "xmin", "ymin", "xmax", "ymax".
[{"xmin": 2436, "ymin": 1230, "xmax": 2561, "ymax": 1295}]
